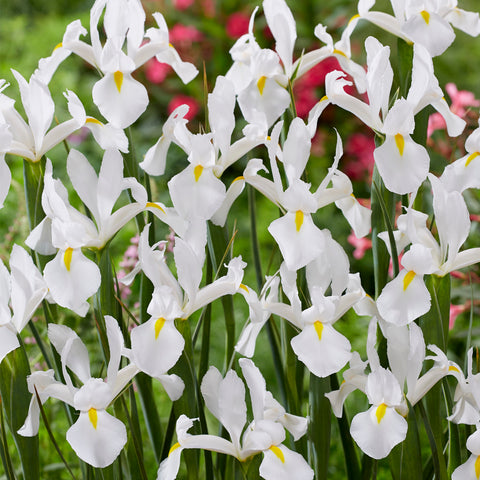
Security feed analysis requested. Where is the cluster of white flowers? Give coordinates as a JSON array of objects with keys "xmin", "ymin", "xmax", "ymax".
[{"xmin": 1, "ymin": 0, "xmax": 480, "ymax": 478}]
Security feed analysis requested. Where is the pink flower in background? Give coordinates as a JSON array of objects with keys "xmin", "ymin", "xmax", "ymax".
[
  {"xmin": 344, "ymin": 132, "xmax": 375, "ymax": 181},
  {"xmin": 294, "ymin": 78, "xmax": 318, "ymax": 118},
  {"xmin": 449, "ymin": 302, "xmax": 469, "ymax": 329},
  {"xmin": 145, "ymin": 59, "xmax": 171, "ymax": 84},
  {"xmin": 170, "ymin": 24, "xmax": 203, "ymax": 46},
  {"xmin": 348, "ymin": 232, "xmax": 372, "ymax": 259},
  {"xmin": 428, "ymin": 83, "xmax": 480, "ymax": 137},
  {"xmin": 168, "ymin": 95, "xmax": 200, "ymax": 120},
  {"xmin": 226, "ymin": 12, "xmax": 250, "ymax": 39},
  {"xmin": 305, "ymin": 57, "xmax": 341, "ymax": 88},
  {"xmin": 174, "ymin": 0, "xmax": 194, "ymax": 10}
]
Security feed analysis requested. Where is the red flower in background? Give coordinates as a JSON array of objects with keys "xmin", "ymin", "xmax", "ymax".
[
  {"xmin": 168, "ymin": 95, "xmax": 200, "ymax": 120},
  {"xmin": 145, "ymin": 59, "xmax": 171, "ymax": 84},
  {"xmin": 226, "ymin": 12, "xmax": 250, "ymax": 39},
  {"xmin": 344, "ymin": 132, "xmax": 375, "ymax": 181},
  {"xmin": 174, "ymin": 0, "xmax": 194, "ymax": 10}
]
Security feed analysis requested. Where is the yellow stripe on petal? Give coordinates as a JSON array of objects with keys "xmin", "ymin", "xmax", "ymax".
[
  {"xmin": 333, "ymin": 49, "xmax": 347, "ymax": 58},
  {"xmin": 348, "ymin": 14, "xmax": 360, "ymax": 24},
  {"xmin": 233, "ymin": 176, "xmax": 244, "ymax": 183},
  {"xmin": 169, "ymin": 442, "xmax": 181, "ymax": 456},
  {"xmin": 239, "ymin": 284, "xmax": 249, "ymax": 293},
  {"xmin": 320, "ymin": 95, "xmax": 328, "ymax": 102},
  {"xmin": 146, "ymin": 202, "xmax": 166, "ymax": 213},
  {"xmin": 465, "ymin": 152, "xmax": 480, "ymax": 167},
  {"xmin": 448, "ymin": 365, "xmax": 460, "ymax": 373},
  {"xmin": 113, "ymin": 70, "xmax": 123, "ymax": 93},
  {"xmin": 314, "ymin": 321, "xmax": 324, "ymax": 341},
  {"xmin": 53, "ymin": 42, "xmax": 63, "ymax": 51},
  {"xmin": 155, "ymin": 318, "xmax": 166, "ymax": 339},
  {"xmin": 269, "ymin": 445, "xmax": 285, "ymax": 463},
  {"xmin": 295, "ymin": 210, "xmax": 304, "ymax": 232},
  {"xmin": 376, "ymin": 403, "xmax": 387, "ymax": 424},
  {"xmin": 403, "ymin": 271, "xmax": 416, "ymax": 291},
  {"xmin": 86, "ymin": 116, "xmax": 104, "ymax": 126},
  {"xmin": 420, "ymin": 10, "xmax": 430, "ymax": 24},
  {"xmin": 88, "ymin": 408, "xmax": 98, "ymax": 429},
  {"xmin": 64, "ymin": 248, "xmax": 73, "ymax": 272},
  {"xmin": 395, "ymin": 133, "xmax": 405, "ymax": 156},
  {"xmin": 257, "ymin": 76, "xmax": 267, "ymax": 95},
  {"xmin": 474, "ymin": 455, "xmax": 480, "ymax": 479},
  {"xmin": 194, "ymin": 164, "xmax": 203, "ymax": 182}
]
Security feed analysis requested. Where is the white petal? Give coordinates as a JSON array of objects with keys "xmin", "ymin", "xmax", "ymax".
[
  {"xmin": 131, "ymin": 318, "xmax": 184, "ymax": 377},
  {"xmin": 268, "ymin": 212, "xmax": 324, "ymax": 271},
  {"xmin": 44, "ymin": 249, "xmax": 101, "ymax": 317},
  {"xmin": 259, "ymin": 445, "xmax": 313, "ymax": 480},
  {"xmin": 374, "ymin": 135, "xmax": 429, "ymax": 194},
  {"xmin": 350, "ymin": 405, "xmax": 407, "ymax": 459},
  {"xmin": 291, "ymin": 323, "xmax": 351, "ymax": 378},
  {"xmin": 92, "ymin": 73, "xmax": 148, "ymax": 129},
  {"xmin": 377, "ymin": 270, "xmax": 430, "ymax": 326},
  {"xmin": 66, "ymin": 410, "xmax": 127, "ymax": 468}
]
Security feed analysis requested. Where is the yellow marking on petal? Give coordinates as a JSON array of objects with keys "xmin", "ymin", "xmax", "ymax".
[
  {"xmin": 269, "ymin": 445, "xmax": 285, "ymax": 463},
  {"xmin": 64, "ymin": 248, "xmax": 73, "ymax": 272},
  {"xmin": 474, "ymin": 455, "xmax": 480, "ymax": 479},
  {"xmin": 155, "ymin": 318, "xmax": 166, "ymax": 339},
  {"xmin": 403, "ymin": 271, "xmax": 416, "ymax": 291},
  {"xmin": 314, "ymin": 321, "xmax": 324, "ymax": 341},
  {"xmin": 395, "ymin": 133, "xmax": 405, "ymax": 156},
  {"xmin": 333, "ymin": 49, "xmax": 347, "ymax": 58},
  {"xmin": 320, "ymin": 95, "xmax": 328, "ymax": 102},
  {"xmin": 233, "ymin": 176, "xmax": 244, "ymax": 183},
  {"xmin": 53, "ymin": 42, "xmax": 63, "ymax": 51},
  {"xmin": 448, "ymin": 365, "xmax": 460, "ymax": 373},
  {"xmin": 266, "ymin": 136, "xmax": 271, "ymax": 141},
  {"xmin": 376, "ymin": 403, "xmax": 387, "ymax": 424},
  {"xmin": 169, "ymin": 43, "xmax": 174, "ymax": 48},
  {"xmin": 194, "ymin": 164, "xmax": 203, "ymax": 182},
  {"xmin": 146, "ymin": 202, "xmax": 166, "ymax": 213},
  {"xmin": 349, "ymin": 14, "xmax": 360, "ymax": 24},
  {"xmin": 465, "ymin": 152, "xmax": 480, "ymax": 167},
  {"xmin": 239, "ymin": 284, "xmax": 249, "ymax": 293},
  {"xmin": 86, "ymin": 116, "xmax": 104, "ymax": 125},
  {"xmin": 420, "ymin": 10, "xmax": 430, "ymax": 24},
  {"xmin": 295, "ymin": 210, "xmax": 304, "ymax": 232},
  {"xmin": 113, "ymin": 70, "xmax": 123, "ymax": 93},
  {"xmin": 169, "ymin": 442, "xmax": 181, "ymax": 456},
  {"xmin": 88, "ymin": 408, "xmax": 98, "ymax": 429},
  {"xmin": 257, "ymin": 76, "xmax": 267, "ymax": 95}
]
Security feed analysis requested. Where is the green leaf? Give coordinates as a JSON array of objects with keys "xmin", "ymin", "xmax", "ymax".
[
  {"xmin": 0, "ymin": 342, "xmax": 39, "ymax": 480},
  {"xmin": 419, "ymin": 275, "xmax": 451, "ymax": 480},
  {"xmin": 389, "ymin": 402, "xmax": 422, "ymax": 480},
  {"xmin": 308, "ymin": 374, "xmax": 331, "ymax": 480},
  {"xmin": 370, "ymin": 166, "xmax": 397, "ymax": 298}
]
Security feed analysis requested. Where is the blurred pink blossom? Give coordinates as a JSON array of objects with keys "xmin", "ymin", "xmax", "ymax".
[
  {"xmin": 344, "ymin": 132, "xmax": 375, "ymax": 181},
  {"xmin": 428, "ymin": 83, "xmax": 480, "ymax": 137},
  {"xmin": 226, "ymin": 12, "xmax": 250, "ymax": 39},
  {"xmin": 449, "ymin": 302, "xmax": 469, "ymax": 329},
  {"xmin": 174, "ymin": 0, "xmax": 194, "ymax": 10},
  {"xmin": 348, "ymin": 232, "xmax": 372, "ymax": 259},
  {"xmin": 145, "ymin": 59, "xmax": 171, "ymax": 84},
  {"xmin": 168, "ymin": 95, "xmax": 200, "ymax": 120},
  {"xmin": 170, "ymin": 24, "xmax": 203, "ymax": 46}
]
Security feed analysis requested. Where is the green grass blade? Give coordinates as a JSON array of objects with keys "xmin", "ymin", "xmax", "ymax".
[
  {"xmin": 34, "ymin": 387, "xmax": 77, "ymax": 480},
  {"xmin": 308, "ymin": 374, "xmax": 331, "ymax": 479},
  {"xmin": 389, "ymin": 401, "xmax": 422, "ymax": 480},
  {"xmin": 0, "ymin": 342, "xmax": 39, "ymax": 480},
  {"xmin": 330, "ymin": 374, "xmax": 360, "ymax": 480}
]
